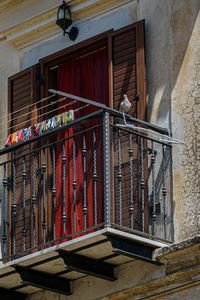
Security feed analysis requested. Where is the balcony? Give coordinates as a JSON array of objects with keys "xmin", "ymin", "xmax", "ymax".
[{"xmin": 0, "ymin": 93, "xmax": 173, "ymax": 298}]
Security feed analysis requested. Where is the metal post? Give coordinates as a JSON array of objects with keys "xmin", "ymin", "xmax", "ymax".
[
  {"xmin": 93, "ymin": 129, "xmax": 98, "ymax": 226},
  {"xmin": 32, "ymin": 153, "xmax": 36, "ymax": 248},
  {"xmin": 62, "ymin": 142, "xmax": 67, "ymax": 236},
  {"xmin": 140, "ymin": 138, "xmax": 145, "ymax": 232},
  {"xmin": 103, "ymin": 112, "xmax": 111, "ymax": 227},
  {"xmin": 117, "ymin": 129, "xmax": 122, "ymax": 226},
  {"xmin": 42, "ymin": 149, "xmax": 46, "ymax": 244},
  {"xmin": 2, "ymin": 163, "xmax": 7, "ymax": 259},
  {"xmin": 162, "ymin": 145, "xmax": 167, "ymax": 239},
  {"xmin": 151, "ymin": 141, "xmax": 156, "ymax": 235},
  {"xmin": 11, "ymin": 151, "xmax": 16, "ymax": 256},
  {"xmin": 82, "ymin": 135, "xmax": 87, "ymax": 230},
  {"xmin": 52, "ymin": 145, "xmax": 56, "ymax": 241},
  {"xmin": 22, "ymin": 157, "xmax": 26, "ymax": 251},
  {"xmin": 72, "ymin": 137, "xmax": 77, "ymax": 233},
  {"xmin": 129, "ymin": 133, "xmax": 134, "ymax": 229}
]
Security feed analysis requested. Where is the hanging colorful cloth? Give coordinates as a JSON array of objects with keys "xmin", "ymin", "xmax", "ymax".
[{"xmin": 6, "ymin": 109, "xmax": 75, "ymax": 146}]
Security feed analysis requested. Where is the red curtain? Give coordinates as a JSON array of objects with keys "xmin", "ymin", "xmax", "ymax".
[{"xmin": 55, "ymin": 48, "xmax": 108, "ymax": 241}]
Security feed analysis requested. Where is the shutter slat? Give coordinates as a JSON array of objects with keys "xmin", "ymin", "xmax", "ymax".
[
  {"xmin": 114, "ymin": 51, "xmax": 136, "ymax": 66},
  {"xmin": 114, "ymin": 74, "xmax": 136, "ymax": 86},
  {"xmin": 114, "ymin": 83, "xmax": 136, "ymax": 96},
  {"xmin": 114, "ymin": 65, "xmax": 135, "ymax": 78},
  {"xmin": 114, "ymin": 61, "xmax": 136, "ymax": 72},
  {"xmin": 114, "ymin": 40, "xmax": 136, "ymax": 54},
  {"xmin": 114, "ymin": 45, "xmax": 136, "ymax": 59},
  {"xmin": 13, "ymin": 84, "xmax": 31, "ymax": 97},
  {"xmin": 13, "ymin": 76, "xmax": 31, "ymax": 88}
]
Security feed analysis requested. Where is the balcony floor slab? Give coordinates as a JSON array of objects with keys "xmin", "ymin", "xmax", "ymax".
[{"xmin": 0, "ymin": 228, "xmax": 169, "ymax": 297}]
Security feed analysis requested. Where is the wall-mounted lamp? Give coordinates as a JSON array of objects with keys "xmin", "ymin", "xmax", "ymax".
[{"xmin": 56, "ymin": 1, "xmax": 78, "ymax": 41}]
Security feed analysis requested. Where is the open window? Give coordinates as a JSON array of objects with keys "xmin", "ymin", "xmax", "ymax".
[{"xmin": 7, "ymin": 21, "xmax": 146, "ymax": 255}]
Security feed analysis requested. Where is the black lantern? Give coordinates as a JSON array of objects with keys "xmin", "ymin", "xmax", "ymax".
[{"xmin": 56, "ymin": 1, "xmax": 78, "ymax": 41}]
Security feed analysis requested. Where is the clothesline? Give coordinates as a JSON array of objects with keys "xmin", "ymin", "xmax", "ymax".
[
  {"xmin": 0, "ymin": 93, "xmax": 56, "ymax": 123},
  {"xmin": 0, "ymin": 99, "xmax": 76, "ymax": 137},
  {"xmin": 0, "ymin": 95, "xmax": 73, "ymax": 129}
]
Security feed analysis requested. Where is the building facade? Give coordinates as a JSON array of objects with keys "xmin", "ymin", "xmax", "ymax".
[{"xmin": 0, "ymin": 0, "xmax": 199, "ymax": 299}]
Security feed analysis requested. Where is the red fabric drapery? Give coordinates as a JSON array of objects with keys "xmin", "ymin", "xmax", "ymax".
[{"xmin": 55, "ymin": 48, "xmax": 108, "ymax": 241}]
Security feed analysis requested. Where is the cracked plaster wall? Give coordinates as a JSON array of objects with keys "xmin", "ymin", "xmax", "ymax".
[
  {"xmin": 170, "ymin": 2, "xmax": 200, "ymax": 241},
  {"xmin": 137, "ymin": 0, "xmax": 200, "ymax": 242}
]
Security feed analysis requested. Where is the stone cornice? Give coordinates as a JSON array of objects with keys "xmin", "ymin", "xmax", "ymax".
[
  {"xmin": 0, "ymin": 0, "xmax": 25, "ymax": 12},
  {"xmin": 155, "ymin": 235, "xmax": 200, "ymax": 274},
  {"xmin": 0, "ymin": 0, "xmax": 133, "ymax": 50},
  {"xmin": 106, "ymin": 266, "xmax": 200, "ymax": 300}
]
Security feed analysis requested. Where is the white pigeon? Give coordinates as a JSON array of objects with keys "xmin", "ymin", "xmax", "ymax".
[{"xmin": 119, "ymin": 94, "xmax": 132, "ymax": 113}]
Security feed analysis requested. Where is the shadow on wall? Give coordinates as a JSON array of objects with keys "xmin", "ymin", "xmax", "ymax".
[{"xmin": 145, "ymin": 0, "xmax": 199, "ymax": 129}]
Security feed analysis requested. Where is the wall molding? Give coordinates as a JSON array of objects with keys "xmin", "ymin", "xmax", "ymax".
[{"xmin": 0, "ymin": 0, "xmax": 133, "ymax": 50}]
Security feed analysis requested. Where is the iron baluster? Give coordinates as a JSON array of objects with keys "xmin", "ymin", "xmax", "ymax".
[
  {"xmin": 52, "ymin": 145, "xmax": 56, "ymax": 241},
  {"xmin": 117, "ymin": 129, "xmax": 122, "ymax": 226},
  {"xmin": 140, "ymin": 137, "xmax": 145, "ymax": 232},
  {"xmin": 93, "ymin": 129, "xmax": 97, "ymax": 226},
  {"xmin": 11, "ymin": 151, "xmax": 16, "ymax": 256},
  {"xmin": 72, "ymin": 137, "xmax": 77, "ymax": 233},
  {"xmin": 42, "ymin": 149, "xmax": 46, "ymax": 244},
  {"xmin": 2, "ymin": 163, "xmax": 7, "ymax": 259},
  {"xmin": 22, "ymin": 156, "xmax": 26, "ymax": 251},
  {"xmin": 151, "ymin": 141, "xmax": 156, "ymax": 235},
  {"xmin": 162, "ymin": 145, "xmax": 167, "ymax": 239},
  {"xmin": 82, "ymin": 135, "xmax": 87, "ymax": 230},
  {"xmin": 32, "ymin": 152, "xmax": 36, "ymax": 248},
  {"xmin": 103, "ymin": 112, "xmax": 111, "ymax": 227},
  {"xmin": 129, "ymin": 133, "xmax": 134, "ymax": 229},
  {"xmin": 62, "ymin": 142, "xmax": 67, "ymax": 236}
]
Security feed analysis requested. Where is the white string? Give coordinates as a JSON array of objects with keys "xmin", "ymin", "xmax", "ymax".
[
  {"xmin": 74, "ymin": 104, "xmax": 90, "ymax": 112},
  {"xmin": 0, "ymin": 94, "xmax": 56, "ymax": 123},
  {"xmin": 0, "ymin": 95, "xmax": 72, "ymax": 128},
  {"xmin": 0, "ymin": 97, "xmax": 76, "ymax": 134}
]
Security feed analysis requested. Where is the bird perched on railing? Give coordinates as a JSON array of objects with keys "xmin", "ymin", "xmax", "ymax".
[{"xmin": 119, "ymin": 94, "xmax": 132, "ymax": 113}]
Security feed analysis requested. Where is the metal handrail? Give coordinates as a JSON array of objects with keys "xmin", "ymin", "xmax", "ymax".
[
  {"xmin": 49, "ymin": 89, "xmax": 170, "ymax": 135},
  {"xmin": 0, "ymin": 106, "xmax": 170, "ymax": 157}
]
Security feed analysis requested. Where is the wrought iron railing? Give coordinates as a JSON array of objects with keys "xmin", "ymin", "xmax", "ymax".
[{"xmin": 0, "ymin": 108, "xmax": 173, "ymax": 262}]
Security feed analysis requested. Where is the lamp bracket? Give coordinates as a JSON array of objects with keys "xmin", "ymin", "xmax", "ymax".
[{"xmin": 64, "ymin": 26, "xmax": 79, "ymax": 41}]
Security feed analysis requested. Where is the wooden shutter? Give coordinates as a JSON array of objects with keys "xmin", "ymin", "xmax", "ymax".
[
  {"xmin": 8, "ymin": 66, "xmax": 38, "ymax": 256},
  {"xmin": 110, "ymin": 21, "xmax": 147, "ymax": 230},
  {"xmin": 110, "ymin": 20, "xmax": 146, "ymax": 119}
]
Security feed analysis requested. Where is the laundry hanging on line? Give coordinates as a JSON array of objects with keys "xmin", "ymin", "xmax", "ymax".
[{"xmin": 6, "ymin": 110, "xmax": 74, "ymax": 146}]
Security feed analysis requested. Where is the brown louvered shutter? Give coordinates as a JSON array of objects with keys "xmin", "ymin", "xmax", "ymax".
[
  {"xmin": 110, "ymin": 21, "xmax": 147, "ymax": 230},
  {"xmin": 8, "ymin": 66, "xmax": 38, "ymax": 256},
  {"xmin": 111, "ymin": 20, "xmax": 146, "ymax": 119}
]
